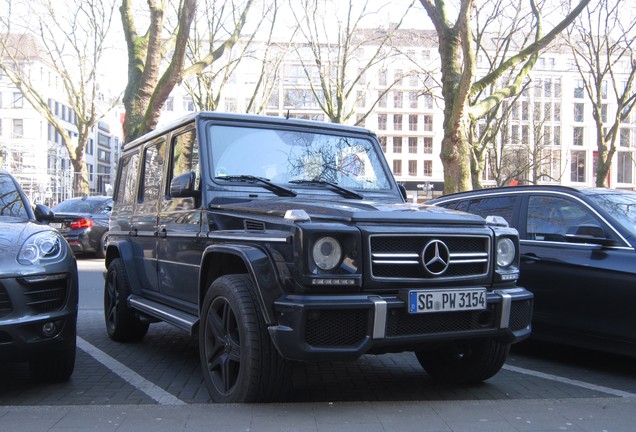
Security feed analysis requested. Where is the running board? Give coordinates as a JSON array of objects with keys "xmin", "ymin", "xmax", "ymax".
[{"xmin": 128, "ymin": 295, "xmax": 198, "ymax": 335}]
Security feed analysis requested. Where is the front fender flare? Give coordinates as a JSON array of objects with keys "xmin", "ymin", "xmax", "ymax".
[{"xmin": 199, "ymin": 244, "xmax": 282, "ymax": 324}]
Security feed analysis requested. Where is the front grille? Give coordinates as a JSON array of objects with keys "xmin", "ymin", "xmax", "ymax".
[
  {"xmin": 0, "ymin": 283, "xmax": 12, "ymax": 318},
  {"xmin": 386, "ymin": 304, "xmax": 497, "ymax": 337},
  {"xmin": 305, "ymin": 309, "xmax": 368, "ymax": 347},
  {"xmin": 370, "ymin": 235, "xmax": 490, "ymax": 281},
  {"xmin": 510, "ymin": 299, "xmax": 533, "ymax": 331},
  {"xmin": 23, "ymin": 276, "xmax": 68, "ymax": 313}
]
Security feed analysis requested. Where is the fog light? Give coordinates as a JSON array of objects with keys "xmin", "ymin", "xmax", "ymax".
[{"xmin": 42, "ymin": 321, "xmax": 58, "ymax": 337}]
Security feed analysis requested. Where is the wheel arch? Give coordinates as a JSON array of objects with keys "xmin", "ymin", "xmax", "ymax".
[
  {"xmin": 199, "ymin": 244, "xmax": 281, "ymax": 324},
  {"xmin": 104, "ymin": 239, "xmax": 143, "ymax": 296}
]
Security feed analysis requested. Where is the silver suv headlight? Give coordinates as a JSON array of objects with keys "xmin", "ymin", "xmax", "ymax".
[
  {"xmin": 496, "ymin": 237, "xmax": 516, "ymax": 268},
  {"xmin": 18, "ymin": 231, "xmax": 66, "ymax": 265},
  {"xmin": 312, "ymin": 236, "xmax": 342, "ymax": 270}
]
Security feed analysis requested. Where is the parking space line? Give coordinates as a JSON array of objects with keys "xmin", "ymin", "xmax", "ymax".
[
  {"xmin": 503, "ymin": 364, "xmax": 636, "ymax": 398},
  {"xmin": 77, "ymin": 337, "xmax": 186, "ymax": 405}
]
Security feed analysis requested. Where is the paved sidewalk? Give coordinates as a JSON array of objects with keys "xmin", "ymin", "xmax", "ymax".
[{"xmin": 1, "ymin": 397, "xmax": 634, "ymax": 432}]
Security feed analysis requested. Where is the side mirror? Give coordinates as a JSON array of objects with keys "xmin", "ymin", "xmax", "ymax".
[
  {"xmin": 170, "ymin": 172, "xmax": 199, "ymax": 198},
  {"xmin": 34, "ymin": 203, "xmax": 54, "ymax": 223}
]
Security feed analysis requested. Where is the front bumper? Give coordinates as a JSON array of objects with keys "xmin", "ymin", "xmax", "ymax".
[
  {"xmin": 269, "ymin": 287, "xmax": 533, "ymax": 361},
  {"xmin": 0, "ymin": 271, "xmax": 78, "ymax": 362}
]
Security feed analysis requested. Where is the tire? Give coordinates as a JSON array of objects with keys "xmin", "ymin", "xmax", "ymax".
[
  {"xmin": 415, "ymin": 339, "xmax": 510, "ymax": 384},
  {"xmin": 30, "ymin": 323, "xmax": 76, "ymax": 382},
  {"xmin": 95, "ymin": 232, "xmax": 107, "ymax": 259},
  {"xmin": 199, "ymin": 274, "xmax": 288, "ymax": 403},
  {"xmin": 104, "ymin": 258, "xmax": 149, "ymax": 342}
]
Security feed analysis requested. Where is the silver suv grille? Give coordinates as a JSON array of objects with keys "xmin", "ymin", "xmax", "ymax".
[{"xmin": 369, "ymin": 234, "xmax": 490, "ymax": 281}]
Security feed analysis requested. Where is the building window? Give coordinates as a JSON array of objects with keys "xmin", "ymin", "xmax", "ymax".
[
  {"xmin": 601, "ymin": 104, "xmax": 607, "ymax": 123},
  {"xmin": 617, "ymin": 152, "xmax": 634, "ymax": 183},
  {"xmin": 12, "ymin": 92, "xmax": 23, "ymax": 108},
  {"xmin": 408, "ymin": 137, "xmax": 417, "ymax": 153},
  {"xmin": 423, "ymin": 115, "xmax": 432, "ymax": 132},
  {"xmin": 620, "ymin": 128, "xmax": 631, "ymax": 147},
  {"xmin": 393, "ymin": 137, "xmax": 402, "ymax": 153},
  {"xmin": 395, "ymin": 69, "xmax": 403, "ymax": 86},
  {"xmin": 393, "ymin": 159, "xmax": 402, "ymax": 176},
  {"xmin": 378, "ymin": 114, "xmax": 387, "ymax": 130},
  {"xmin": 601, "ymin": 80, "xmax": 608, "ymax": 99},
  {"xmin": 423, "ymin": 137, "xmax": 433, "ymax": 154},
  {"xmin": 423, "ymin": 160, "xmax": 432, "ymax": 176},
  {"xmin": 357, "ymin": 91, "xmax": 365, "ymax": 108},
  {"xmin": 521, "ymin": 101, "xmax": 529, "ymax": 120},
  {"xmin": 183, "ymin": 95, "xmax": 195, "ymax": 111},
  {"xmin": 393, "ymin": 114, "xmax": 403, "ymax": 131},
  {"xmin": 554, "ymin": 126, "xmax": 561, "ymax": 146},
  {"xmin": 378, "ymin": 91, "xmax": 387, "ymax": 108},
  {"xmin": 573, "ymin": 103, "xmax": 584, "ymax": 122},
  {"xmin": 570, "ymin": 150, "xmax": 586, "ymax": 182},
  {"xmin": 379, "ymin": 70, "xmax": 387, "ymax": 86},
  {"xmin": 574, "ymin": 80, "xmax": 585, "ymax": 99},
  {"xmin": 422, "ymin": 94, "xmax": 433, "ymax": 109},
  {"xmin": 12, "ymin": 119, "xmax": 23, "ymax": 137},
  {"xmin": 573, "ymin": 127, "xmax": 584, "ymax": 146},
  {"xmin": 408, "ymin": 160, "xmax": 417, "ymax": 176},
  {"xmin": 86, "ymin": 138, "xmax": 94, "ymax": 155},
  {"xmin": 393, "ymin": 91, "xmax": 403, "ymax": 109},
  {"xmin": 98, "ymin": 149, "xmax": 111, "ymax": 163},
  {"xmin": 409, "ymin": 115, "xmax": 418, "ymax": 131},
  {"xmin": 164, "ymin": 96, "xmax": 174, "ymax": 111},
  {"xmin": 409, "ymin": 92, "xmax": 418, "ymax": 109},
  {"xmin": 544, "ymin": 78, "xmax": 552, "ymax": 97},
  {"xmin": 87, "ymin": 163, "xmax": 94, "ymax": 182},
  {"xmin": 379, "ymin": 136, "xmax": 387, "ymax": 152},
  {"xmin": 409, "ymin": 73, "xmax": 418, "ymax": 87}
]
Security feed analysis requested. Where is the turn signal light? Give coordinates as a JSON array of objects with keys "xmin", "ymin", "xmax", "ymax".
[{"xmin": 70, "ymin": 218, "xmax": 94, "ymax": 229}]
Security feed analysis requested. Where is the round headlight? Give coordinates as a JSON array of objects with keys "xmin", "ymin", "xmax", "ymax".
[
  {"xmin": 312, "ymin": 237, "xmax": 342, "ymax": 270},
  {"xmin": 496, "ymin": 237, "xmax": 516, "ymax": 267}
]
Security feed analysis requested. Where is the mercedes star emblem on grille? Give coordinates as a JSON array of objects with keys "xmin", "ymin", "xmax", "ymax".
[{"xmin": 421, "ymin": 239, "xmax": 450, "ymax": 275}]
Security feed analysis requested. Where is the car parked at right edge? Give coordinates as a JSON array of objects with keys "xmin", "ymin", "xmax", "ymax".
[{"xmin": 429, "ymin": 185, "xmax": 636, "ymax": 357}]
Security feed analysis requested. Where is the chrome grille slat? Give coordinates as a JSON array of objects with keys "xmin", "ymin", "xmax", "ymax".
[{"xmin": 369, "ymin": 234, "xmax": 490, "ymax": 281}]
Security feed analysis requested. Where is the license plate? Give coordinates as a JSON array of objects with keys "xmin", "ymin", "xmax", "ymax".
[
  {"xmin": 408, "ymin": 288, "xmax": 486, "ymax": 314},
  {"xmin": 50, "ymin": 223, "xmax": 63, "ymax": 229}
]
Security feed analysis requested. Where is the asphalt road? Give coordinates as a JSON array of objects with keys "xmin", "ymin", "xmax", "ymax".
[{"xmin": 2, "ymin": 256, "xmax": 636, "ymax": 406}]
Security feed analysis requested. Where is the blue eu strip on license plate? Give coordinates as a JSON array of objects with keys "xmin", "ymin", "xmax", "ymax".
[{"xmin": 408, "ymin": 288, "xmax": 487, "ymax": 314}]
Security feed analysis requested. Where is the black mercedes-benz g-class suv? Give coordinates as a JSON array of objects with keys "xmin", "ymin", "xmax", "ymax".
[{"xmin": 105, "ymin": 112, "xmax": 533, "ymax": 403}]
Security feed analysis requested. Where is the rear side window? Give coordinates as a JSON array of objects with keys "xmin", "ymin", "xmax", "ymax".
[
  {"xmin": 141, "ymin": 140, "xmax": 166, "ymax": 203},
  {"xmin": 114, "ymin": 152, "xmax": 140, "ymax": 205},
  {"xmin": 463, "ymin": 195, "xmax": 516, "ymax": 227},
  {"xmin": 170, "ymin": 129, "xmax": 199, "ymax": 193}
]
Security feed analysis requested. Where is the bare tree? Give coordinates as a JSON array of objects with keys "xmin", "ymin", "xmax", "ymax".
[
  {"xmin": 182, "ymin": 0, "xmax": 289, "ymax": 114},
  {"xmin": 120, "ymin": 0, "xmax": 254, "ymax": 141},
  {"xmin": 289, "ymin": 0, "xmax": 415, "ymax": 125},
  {"xmin": 419, "ymin": 0, "xmax": 591, "ymax": 193},
  {"xmin": 565, "ymin": 0, "xmax": 636, "ymax": 187},
  {"xmin": 0, "ymin": 0, "xmax": 118, "ymax": 195}
]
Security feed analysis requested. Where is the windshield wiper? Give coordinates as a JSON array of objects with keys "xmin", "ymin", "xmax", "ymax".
[
  {"xmin": 289, "ymin": 179, "xmax": 363, "ymax": 199},
  {"xmin": 215, "ymin": 175, "xmax": 297, "ymax": 197}
]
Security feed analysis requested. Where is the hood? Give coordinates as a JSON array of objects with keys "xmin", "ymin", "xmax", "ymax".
[{"xmin": 211, "ymin": 197, "xmax": 486, "ymax": 226}]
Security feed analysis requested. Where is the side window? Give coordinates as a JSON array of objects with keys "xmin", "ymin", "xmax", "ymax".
[
  {"xmin": 114, "ymin": 152, "xmax": 140, "ymax": 205},
  {"xmin": 170, "ymin": 128, "xmax": 199, "ymax": 193},
  {"xmin": 141, "ymin": 140, "xmax": 165, "ymax": 203},
  {"xmin": 527, "ymin": 196, "xmax": 601, "ymax": 242},
  {"xmin": 464, "ymin": 196, "xmax": 516, "ymax": 227}
]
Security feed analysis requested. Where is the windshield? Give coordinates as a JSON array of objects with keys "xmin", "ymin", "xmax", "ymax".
[
  {"xmin": 207, "ymin": 124, "xmax": 392, "ymax": 191},
  {"xmin": 587, "ymin": 191, "xmax": 636, "ymax": 235},
  {"xmin": 0, "ymin": 173, "xmax": 28, "ymax": 218}
]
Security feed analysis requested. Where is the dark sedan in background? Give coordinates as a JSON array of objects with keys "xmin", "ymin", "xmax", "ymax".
[
  {"xmin": 0, "ymin": 169, "xmax": 78, "ymax": 381},
  {"xmin": 429, "ymin": 185, "xmax": 636, "ymax": 357},
  {"xmin": 51, "ymin": 196, "xmax": 112, "ymax": 258}
]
